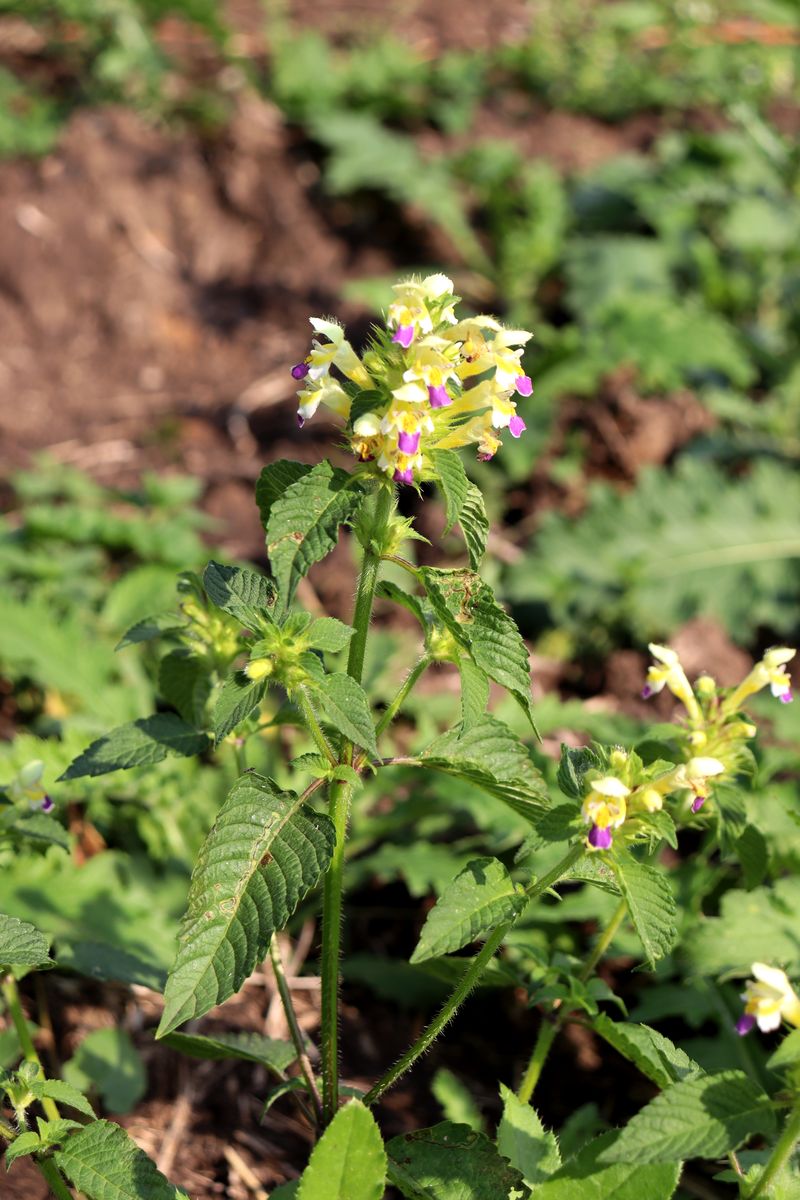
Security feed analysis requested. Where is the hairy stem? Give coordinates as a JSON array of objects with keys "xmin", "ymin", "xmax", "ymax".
[
  {"xmin": 748, "ymin": 1097, "xmax": 800, "ymax": 1199},
  {"xmin": 1, "ymin": 976, "xmax": 60, "ymax": 1122},
  {"xmin": 37, "ymin": 1158, "xmax": 75, "ymax": 1200},
  {"xmin": 320, "ymin": 484, "xmax": 394, "ymax": 1125},
  {"xmin": 297, "ymin": 688, "xmax": 337, "ymax": 766},
  {"xmin": 375, "ymin": 656, "xmax": 431, "ymax": 741},
  {"xmin": 364, "ymin": 843, "xmax": 585, "ymax": 1106},
  {"xmin": 517, "ymin": 896, "xmax": 628, "ymax": 1104},
  {"xmin": 269, "ymin": 934, "xmax": 323, "ymax": 1126}
]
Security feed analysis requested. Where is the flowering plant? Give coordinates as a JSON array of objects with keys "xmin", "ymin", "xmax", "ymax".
[{"xmin": 1, "ymin": 276, "xmax": 799, "ymax": 1200}]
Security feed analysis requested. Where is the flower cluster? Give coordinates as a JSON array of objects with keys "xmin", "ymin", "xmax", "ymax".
[
  {"xmin": 736, "ymin": 963, "xmax": 800, "ymax": 1036},
  {"xmin": 580, "ymin": 644, "xmax": 795, "ymax": 852},
  {"xmin": 6, "ymin": 760, "xmax": 53, "ymax": 813},
  {"xmin": 290, "ymin": 275, "xmax": 533, "ymax": 485}
]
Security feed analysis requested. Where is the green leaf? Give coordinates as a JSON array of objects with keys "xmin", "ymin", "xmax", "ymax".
[
  {"xmin": 266, "ymin": 462, "xmax": 364, "ymax": 612},
  {"xmin": 387, "ymin": 1121, "xmax": 529, "ymax": 1199},
  {"xmin": 36, "ymin": 1118, "xmax": 82, "ymax": 1146},
  {"xmin": 430, "ymin": 450, "xmax": 469, "ymax": 534},
  {"xmin": 0, "ymin": 914, "xmax": 51, "ymax": 970},
  {"xmin": 63, "ymin": 1028, "xmax": 146, "ymax": 1115},
  {"xmin": 5, "ymin": 1131, "xmax": 42, "ymax": 1166},
  {"xmin": 431, "ymin": 1069, "xmax": 485, "ymax": 1133},
  {"xmin": 31, "ymin": 1078, "xmax": 95, "ymax": 1117},
  {"xmin": 557, "ymin": 746, "xmax": 602, "ymax": 801},
  {"xmin": 685, "ymin": 877, "xmax": 800, "ymax": 977},
  {"xmin": 116, "ymin": 613, "xmax": 186, "ymax": 651},
  {"xmin": 411, "ymin": 857, "xmax": 526, "ymax": 964},
  {"xmin": 60, "ymin": 715, "xmax": 210, "ymax": 781},
  {"xmin": 312, "ymin": 674, "xmax": 378, "ymax": 757},
  {"xmin": 612, "ymin": 855, "xmax": 677, "ymax": 968},
  {"xmin": 419, "ymin": 716, "xmax": 549, "ymax": 823},
  {"xmin": 297, "ymin": 1100, "xmax": 386, "ymax": 1200},
  {"xmin": 159, "ymin": 650, "xmax": 211, "ymax": 726},
  {"xmin": 497, "ymin": 1083, "xmax": 561, "ymax": 1187},
  {"xmin": 271, "ymin": 1185, "xmax": 300, "ymax": 1200},
  {"xmin": 162, "ymin": 1030, "xmax": 296, "ymax": 1074},
  {"xmin": 212, "ymin": 673, "xmax": 268, "ymax": 744},
  {"xmin": 306, "ymin": 617, "xmax": 354, "ymax": 653},
  {"xmin": 600, "ymin": 1071, "xmax": 777, "ymax": 1164},
  {"xmin": 5, "ymin": 812, "xmax": 69, "ymax": 850},
  {"xmin": 256, "ymin": 461, "xmax": 314, "ymax": 529},
  {"xmin": 376, "ymin": 580, "xmax": 428, "ymax": 629},
  {"xmin": 420, "ymin": 568, "xmax": 535, "ymax": 729},
  {"xmin": 203, "ymin": 561, "xmax": 278, "ymax": 630},
  {"xmin": 56, "ymin": 1119, "xmax": 188, "ymax": 1200},
  {"xmin": 157, "ymin": 772, "xmax": 335, "ymax": 1036},
  {"xmin": 592, "ymin": 1014, "xmax": 701, "ymax": 1091},
  {"xmin": 535, "ymin": 1132, "xmax": 680, "ymax": 1199},
  {"xmin": 55, "ymin": 942, "xmax": 166, "ymax": 991},
  {"xmin": 459, "ymin": 484, "xmax": 489, "ymax": 571},
  {"xmin": 736, "ymin": 824, "xmax": 769, "ymax": 891},
  {"xmin": 458, "ymin": 657, "xmax": 489, "ymax": 730},
  {"xmin": 767, "ymin": 1028, "xmax": 800, "ymax": 1073}
]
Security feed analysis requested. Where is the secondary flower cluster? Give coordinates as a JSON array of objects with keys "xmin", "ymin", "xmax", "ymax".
[
  {"xmin": 581, "ymin": 644, "xmax": 795, "ymax": 852},
  {"xmin": 290, "ymin": 275, "xmax": 533, "ymax": 485},
  {"xmin": 4, "ymin": 761, "xmax": 53, "ymax": 813},
  {"xmin": 736, "ymin": 963, "xmax": 800, "ymax": 1036}
]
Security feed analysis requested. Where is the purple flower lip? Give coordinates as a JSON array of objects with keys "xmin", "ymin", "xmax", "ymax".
[
  {"xmin": 780, "ymin": 690, "xmax": 793, "ymax": 704},
  {"xmin": 691, "ymin": 794, "xmax": 706, "ymax": 813},
  {"xmin": 291, "ymin": 362, "xmax": 310, "ymax": 380},
  {"xmin": 736, "ymin": 1013, "xmax": 756, "ymax": 1037},
  {"xmin": 41, "ymin": 795, "xmax": 54, "ymax": 814},
  {"xmin": 588, "ymin": 824, "xmax": 612, "ymax": 850},
  {"xmin": 515, "ymin": 374, "xmax": 533, "ymax": 397},
  {"xmin": 296, "ymin": 413, "xmax": 306, "ymax": 429},
  {"xmin": 509, "ymin": 415, "xmax": 526, "ymax": 438},
  {"xmin": 428, "ymin": 384, "xmax": 451, "ymax": 409},
  {"xmin": 392, "ymin": 324, "xmax": 415, "ymax": 349},
  {"xmin": 397, "ymin": 430, "xmax": 421, "ymax": 454},
  {"xmin": 477, "ymin": 452, "xmax": 494, "ymax": 462},
  {"xmin": 641, "ymin": 684, "xmax": 653, "ymax": 699},
  {"xmin": 393, "ymin": 467, "xmax": 414, "ymax": 485}
]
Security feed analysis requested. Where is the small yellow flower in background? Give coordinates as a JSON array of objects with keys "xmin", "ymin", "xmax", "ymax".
[
  {"xmin": 642, "ymin": 643, "xmax": 701, "ymax": 722},
  {"xmin": 582, "ymin": 776, "xmax": 630, "ymax": 851},
  {"xmin": 245, "ymin": 658, "xmax": 274, "ymax": 682},
  {"xmin": 737, "ymin": 963, "xmax": 800, "ymax": 1036},
  {"xmin": 7, "ymin": 760, "xmax": 54, "ymax": 813},
  {"xmin": 725, "ymin": 646, "xmax": 795, "ymax": 713}
]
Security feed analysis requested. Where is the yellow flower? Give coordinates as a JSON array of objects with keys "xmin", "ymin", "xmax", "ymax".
[
  {"xmin": 725, "ymin": 646, "xmax": 795, "ymax": 713},
  {"xmin": 674, "ymin": 756, "xmax": 725, "ymax": 813},
  {"xmin": 245, "ymin": 658, "xmax": 274, "ymax": 682},
  {"xmin": 387, "ymin": 275, "xmax": 457, "ymax": 347},
  {"xmin": 7, "ymin": 761, "xmax": 53, "ymax": 812},
  {"xmin": 737, "ymin": 963, "xmax": 800, "ymax": 1035},
  {"xmin": 582, "ymin": 776, "xmax": 630, "ymax": 851},
  {"xmin": 642, "ymin": 643, "xmax": 700, "ymax": 721}
]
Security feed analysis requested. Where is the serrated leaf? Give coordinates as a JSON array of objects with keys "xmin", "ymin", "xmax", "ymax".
[
  {"xmin": 430, "ymin": 449, "xmax": 469, "ymax": 534},
  {"xmin": 36, "ymin": 1118, "xmax": 82, "ymax": 1146},
  {"xmin": 203, "ymin": 561, "xmax": 278, "ymax": 630},
  {"xmin": 312, "ymin": 673, "xmax": 378, "ymax": 757},
  {"xmin": 459, "ymin": 484, "xmax": 489, "ymax": 571},
  {"xmin": 420, "ymin": 568, "xmax": 535, "ymax": 729},
  {"xmin": 419, "ymin": 716, "xmax": 549, "ymax": 823},
  {"xmin": 612, "ymin": 855, "xmax": 677, "ymax": 968},
  {"xmin": 5, "ymin": 812, "xmax": 69, "ymax": 850},
  {"xmin": 556, "ymin": 745, "xmax": 602, "ymax": 800},
  {"xmin": 600, "ymin": 1070, "xmax": 776, "ymax": 1164},
  {"xmin": 306, "ymin": 617, "xmax": 354, "ymax": 653},
  {"xmin": 255, "ymin": 461, "xmax": 314, "ymax": 530},
  {"xmin": 63, "ymin": 1028, "xmax": 146, "ymax": 1114},
  {"xmin": 212, "ymin": 673, "xmax": 268, "ymax": 744},
  {"xmin": 458, "ymin": 656, "xmax": 489, "ymax": 730},
  {"xmin": 116, "ymin": 613, "xmax": 186, "ymax": 651},
  {"xmin": 535, "ymin": 1132, "xmax": 680, "ymax": 1199},
  {"xmin": 376, "ymin": 580, "xmax": 428, "ymax": 629},
  {"xmin": 157, "ymin": 772, "xmax": 335, "ymax": 1036},
  {"xmin": 60, "ymin": 715, "xmax": 210, "ymax": 780},
  {"xmin": 297, "ymin": 1100, "xmax": 386, "ymax": 1200},
  {"xmin": 497, "ymin": 1083, "xmax": 561, "ymax": 1187},
  {"xmin": 431, "ymin": 1069, "xmax": 485, "ymax": 1133},
  {"xmin": 736, "ymin": 824, "xmax": 769, "ymax": 891},
  {"xmin": 387, "ymin": 1121, "xmax": 529, "ymax": 1199},
  {"xmin": 56, "ymin": 1119, "xmax": 187, "ymax": 1200},
  {"xmin": 31, "ymin": 1078, "xmax": 95, "ymax": 1117},
  {"xmin": 411, "ymin": 858, "xmax": 525, "ymax": 964},
  {"xmin": 767, "ymin": 1028, "xmax": 800, "ymax": 1072},
  {"xmin": 162, "ymin": 1030, "xmax": 296, "ymax": 1074},
  {"xmin": 592, "ymin": 1014, "xmax": 701, "ymax": 1091},
  {"xmin": 686, "ymin": 877, "xmax": 800, "ymax": 976},
  {"xmin": 266, "ymin": 462, "xmax": 364, "ymax": 612},
  {"xmin": 55, "ymin": 942, "xmax": 165, "ymax": 991},
  {"xmin": 159, "ymin": 650, "xmax": 211, "ymax": 725},
  {"xmin": 0, "ymin": 914, "xmax": 51, "ymax": 969},
  {"xmin": 5, "ymin": 1131, "xmax": 42, "ymax": 1166}
]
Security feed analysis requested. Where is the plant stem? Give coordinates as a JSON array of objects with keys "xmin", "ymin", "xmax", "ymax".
[
  {"xmin": 375, "ymin": 656, "xmax": 431, "ymax": 741},
  {"xmin": 37, "ymin": 1158, "xmax": 75, "ymax": 1200},
  {"xmin": 748, "ymin": 1097, "xmax": 800, "ymax": 1199},
  {"xmin": 364, "ymin": 843, "xmax": 585, "ymax": 1106},
  {"xmin": 1, "ymin": 976, "xmax": 60, "ymax": 1122},
  {"xmin": 320, "ymin": 484, "xmax": 394, "ymax": 1125},
  {"xmin": 269, "ymin": 934, "xmax": 323, "ymax": 1127},
  {"xmin": 297, "ymin": 688, "xmax": 337, "ymax": 766},
  {"xmin": 517, "ymin": 896, "xmax": 628, "ymax": 1104}
]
